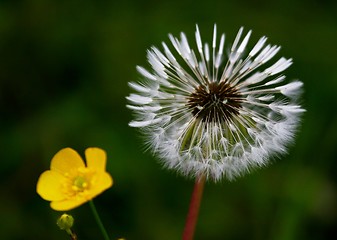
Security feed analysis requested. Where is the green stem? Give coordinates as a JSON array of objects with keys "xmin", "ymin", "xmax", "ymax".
[
  {"xmin": 66, "ymin": 229, "xmax": 77, "ymax": 240},
  {"xmin": 89, "ymin": 200, "xmax": 111, "ymax": 240},
  {"xmin": 182, "ymin": 175, "xmax": 206, "ymax": 240}
]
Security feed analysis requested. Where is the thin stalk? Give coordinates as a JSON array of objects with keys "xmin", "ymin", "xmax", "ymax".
[
  {"xmin": 182, "ymin": 175, "xmax": 206, "ymax": 240},
  {"xmin": 66, "ymin": 229, "xmax": 77, "ymax": 240},
  {"xmin": 70, "ymin": 231, "xmax": 77, "ymax": 240},
  {"xmin": 89, "ymin": 200, "xmax": 111, "ymax": 240}
]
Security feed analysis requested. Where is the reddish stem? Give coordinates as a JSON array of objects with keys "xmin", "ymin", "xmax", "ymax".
[{"xmin": 182, "ymin": 175, "xmax": 206, "ymax": 240}]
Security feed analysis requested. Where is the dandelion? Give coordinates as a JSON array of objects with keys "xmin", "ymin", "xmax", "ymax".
[
  {"xmin": 36, "ymin": 147, "xmax": 113, "ymax": 211},
  {"xmin": 127, "ymin": 24, "xmax": 304, "ymax": 182},
  {"xmin": 128, "ymin": 25, "xmax": 305, "ymax": 240}
]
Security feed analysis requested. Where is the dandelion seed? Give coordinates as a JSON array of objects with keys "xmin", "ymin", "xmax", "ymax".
[{"xmin": 127, "ymin": 25, "xmax": 304, "ymax": 181}]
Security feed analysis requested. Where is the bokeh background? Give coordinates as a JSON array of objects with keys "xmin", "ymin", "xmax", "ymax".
[{"xmin": 1, "ymin": 0, "xmax": 337, "ymax": 239}]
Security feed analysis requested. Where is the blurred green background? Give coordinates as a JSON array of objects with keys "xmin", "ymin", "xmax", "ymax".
[{"xmin": 1, "ymin": 0, "xmax": 337, "ymax": 239}]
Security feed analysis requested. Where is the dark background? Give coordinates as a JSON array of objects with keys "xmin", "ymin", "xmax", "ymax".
[{"xmin": 1, "ymin": 0, "xmax": 337, "ymax": 239}]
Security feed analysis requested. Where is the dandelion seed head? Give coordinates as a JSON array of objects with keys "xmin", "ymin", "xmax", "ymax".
[{"xmin": 127, "ymin": 25, "xmax": 304, "ymax": 181}]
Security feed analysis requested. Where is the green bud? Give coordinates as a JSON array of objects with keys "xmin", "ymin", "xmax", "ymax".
[{"xmin": 57, "ymin": 213, "xmax": 74, "ymax": 231}]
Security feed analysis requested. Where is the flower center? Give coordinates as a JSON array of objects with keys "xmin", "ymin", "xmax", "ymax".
[
  {"xmin": 187, "ymin": 81, "xmax": 242, "ymax": 123},
  {"xmin": 72, "ymin": 176, "xmax": 88, "ymax": 192}
]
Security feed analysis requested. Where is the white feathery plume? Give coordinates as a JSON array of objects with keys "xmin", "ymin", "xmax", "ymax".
[{"xmin": 127, "ymin": 25, "xmax": 304, "ymax": 181}]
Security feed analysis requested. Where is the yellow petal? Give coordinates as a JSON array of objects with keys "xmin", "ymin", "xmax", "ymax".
[
  {"xmin": 36, "ymin": 170, "xmax": 66, "ymax": 201},
  {"xmin": 85, "ymin": 148, "xmax": 107, "ymax": 172},
  {"xmin": 90, "ymin": 172, "xmax": 113, "ymax": 197},
  {"xmin": 51, "ymin": 198, "xmax": 88, "ymax": 211},
  {"xmin": 51, "ymin": 148, "xmax": 85, "ymax": 174}
]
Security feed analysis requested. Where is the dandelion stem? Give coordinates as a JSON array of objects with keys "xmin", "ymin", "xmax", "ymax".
[
  {"xmin": 182, "ymin": 174, "xmax": 206, "ymax": 240},
  {"xmin": 89, "ymin": 200, "xmax": 111, "ymax": 240}
]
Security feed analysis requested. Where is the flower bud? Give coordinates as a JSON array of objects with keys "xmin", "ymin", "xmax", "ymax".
[{"xmin": 57, "ymin": 213, "xmax": 74, "ymax": 231}]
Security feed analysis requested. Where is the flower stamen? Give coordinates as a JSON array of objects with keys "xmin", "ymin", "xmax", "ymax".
[{"xmin": 72, "ymin": 176, "xmax": 89, "ymax": 192}]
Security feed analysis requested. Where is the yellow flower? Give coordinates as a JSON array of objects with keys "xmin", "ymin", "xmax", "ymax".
[{"xmin": 36, "ymin": 147, "xmax": 113, "ymax": 211}]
